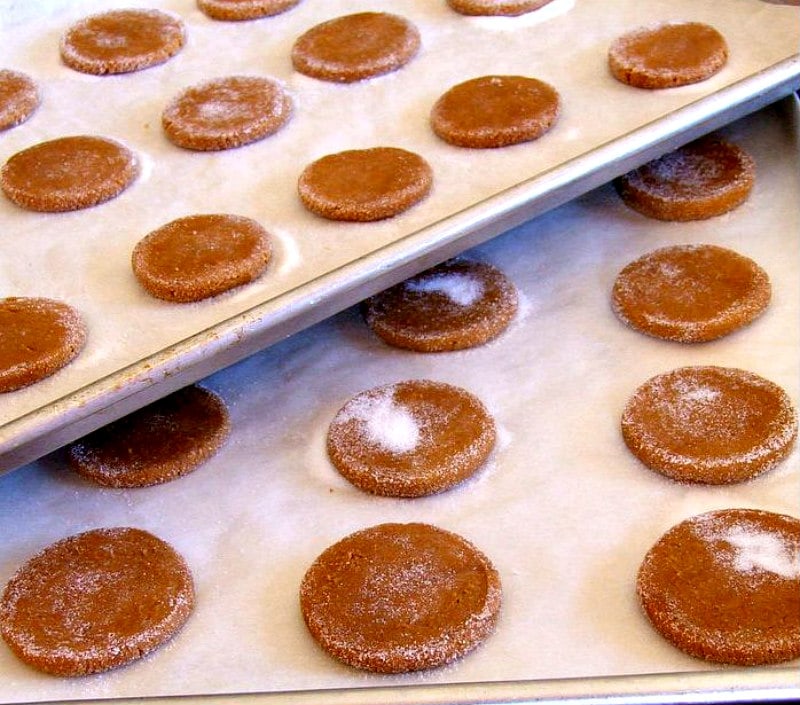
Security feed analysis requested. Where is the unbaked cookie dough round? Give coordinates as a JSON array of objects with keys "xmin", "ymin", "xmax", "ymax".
[
  {"xmin": 431, "ymin": 75, "xmax": 560, "ymax": 148},
  {"xmin": 162, "ymin": 76, "xmax": 292, "ymax": 151},
  {"xmin": 609, "ymin": 22, "xmax": 728, "ymax": 89},
  {"xmin": 637, "ymin": 508, "xmax": 800, "ymax": 665},
  {"xmin": 621, "ymin": 366, "xmax": 798, "ymax": 484},
  {"xmin": 67, "ymin": 385, "xmax": 231, "ymax": 488},
  {"xmin": 197, "ymin": 0, "xmax": 301, "ymax": 21},
  {"xmin": 291, "ymin": 12, "xmax": 420, "ymax": 82},
  {"xmin": 60, "ymin": 9, "xmax": 186, "ymax": 75},
  {"xmin": 612, "ymin": 244, "xmax": 770, "ymax": 343},
  {"xmin": 327, "ymin": 379, "xmax": 496, "ymax": 497},
  {"xmin": 447, "ymin": 0, "xmax": 555, "ymax": 16},
  {"xmin": 615, "ymin": 137, "xmax": 755, "ymax": 221},
  {"xmin": 0, "ymin": 297, "xmax": 87, "ymax": 393},
  {"xmin": 132, "ymin": 214, "xmax": 272, "ymax": 302},
  {"xmin": 300, "ymin": 522, "xmax": 501, "ymax": 673},
  {"xmin": 0, "ymin": 69, "xmax": 39, "ymax": 131},
  {"xmin": 298, "ymin": 147, "xmax": 432, "ymax": 221},
  {"xmin": 363, "ymin": 259, "xmax": 518, "ymax": 352},
  {"xmin": 1, "ymin": 135, "xmax": 139, "ymax": 212},
  {"xmin": 0, "ymin": 527, "xmax": 195, "ymax": 676}
]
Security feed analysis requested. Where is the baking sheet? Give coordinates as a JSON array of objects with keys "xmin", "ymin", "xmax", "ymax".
[
  {"xmin": 1, "ymin": 0, "xmax": 799, "ymax": 473},
  {"xmin": 0, "ymin": 96, "xmax": 797, "ymax": 704}
]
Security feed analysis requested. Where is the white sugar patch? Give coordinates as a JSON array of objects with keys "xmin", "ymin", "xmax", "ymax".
[
  {"xmin": 406, "ymin": 273, "xmax": 484, "ymax": 306},
  {"xmin": 721, "ymin": 526, "xmax": 800, "ymax": 578},
  {"xmin": 342, "ymin": 389, "xmax": 419, "ymax": 454}
]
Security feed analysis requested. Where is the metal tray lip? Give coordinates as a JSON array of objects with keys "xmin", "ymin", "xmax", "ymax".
[{"xmin": 1, "ymin": 56, "xmax": 798, "ymax": 475}]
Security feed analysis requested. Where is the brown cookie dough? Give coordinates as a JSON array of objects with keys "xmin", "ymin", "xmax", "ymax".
[
  {"xmin": 0, "ymin": 70, "xmax": 39, "ymax": 131},
  {"xmin": 1, "ymin": 135, "xmax": 139, "ymax": 212},
  {"xmin": 447, "ymin": 0, "xmax": 555, "ymax": 16},
  {"xmin": 0, "ymin": 527, "xmax": 195, "ymax": 676},
  {"xmin": 0, "ymin": 298, "xmax": 87, "ymax": 393},
  {"xmin": 67, "ymin": 385, "xmax": 230, "ymax": 488},
  {"xmin": 615, "ymin": 137, "xmax": 755, "ymax": 221},
  {"xmin": 609, "ymin": 22, "xmax": 728, "ymax": 89},
  {"xmin": 327, "ymin": 380, "xmax": 496, "ymax": 497},
  {"xmin": 162, "ymin": 76, "xmax": 292, "ymax": 151},
  {"xmin": 298, "ymin": 147, "xmax": 432, "ymax": 222},
  {"xmin": 291, "ymin": 12, "xmax": 420, "ymax": 83},
  {"xmin": 431, "ymin": 75, "xmax": 560, "ymax": 148},
  {"xmin": 637, "ymin": 508, "xmax": 800, "ymax": 665},
  {"xmin": 300, "ymin": 522, "xmax": 501, "ymax": 673},
  {"xmin": 197, "ymin": 0, "xmax": 301, "ymax": 21},
  {"xmin": 363, "ymin": 259, "xmax": 518, "ymax": 352},
  {"xmin": 131, "ymin": 214, "xmax": 271, "ymax": 303},
  {"xmin": 60, "ymin": 9, "xmax": 186, "ymax": 75},
  {"xmin": 621, "ymin": 366, "xmax": 798, "ymax": 485},
  {"xmin": 612, "ymin": 244, "xmax": 771, "ymax": 343}
]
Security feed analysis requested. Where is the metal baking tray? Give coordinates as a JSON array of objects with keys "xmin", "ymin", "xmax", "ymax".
[{"xmin": 0, "ymin": 0, "xmax": 798, "ymax": 475}]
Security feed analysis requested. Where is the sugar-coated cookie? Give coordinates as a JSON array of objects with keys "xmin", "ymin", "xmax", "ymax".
[
  {"xmin": 363, "ymin": 259, "xmax": 518, "ymax": 352},
  {"xmin": 60, "ymin": 9, "xmax": 186, "ymax": 75},
  {"xmin": 622, "ymin": 366, "xmax": 797, "ymax": 484},
  {"xmin": 0, "ymin": 527, "xmax": 195, "ymax": 676},
  {"xmin": 327, "ymin": 379, "xmax": 496, "ymax": 497},
  {"xmin": 0, "ymin": 70, "xmax": 39, "ymax": 131},
  {"xmin": 67, "ymin": 385, "xmax": 230, "ymax": 488},
  {"xmin": 197, "ymin": 0, "xmax": 301, "ymax": 21},
  {"xmin": 609, "ymin": 22, "xmax": 728, "ymax": 89},
  {"xmin": 0, "ymin": 298, "xmax": 86, "ymax": 393},
  {"xmin": 447, "ymin": 0, "xmax": 555, "ymax": 16},
  {"xmin": 1, "ymin": 135, "xmax": 139, "ymax": 212},
  {"xmin": 300, "ymin": 522, "xmax": 501, "ymax": 673},
  {"xmin": 637, "ymin": 508, "xmax": 800, "ymax": 665}
]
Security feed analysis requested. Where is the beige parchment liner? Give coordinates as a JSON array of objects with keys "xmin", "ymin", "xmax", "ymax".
[
  {"xmin": 0, "ymin": 85, "xmax": 796, "ymax": 701},
  {"xmin": 0, "ymin": 0, "xmax": 797, "ymax": 438}
]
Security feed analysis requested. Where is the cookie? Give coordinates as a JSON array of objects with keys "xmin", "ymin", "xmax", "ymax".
[
  {"xmin": 197, "ymin": 0, "xmax": 301, "ymax": 21},
  {"xmin": 60, "ymin": 9, "xmax": 186, "ymax": 75},
  {"xmin": 1, "ymin": 135, "xmax": 139, "ymax": 212},
  {"xmin": 615, "ymin": 137, "xmax": 755, "ymax": 221},
  {"xmin": 637, "ymin": 508, "xmax": 800, "ymax": 665},
  {"xmin": 67, "ymin": 385, "xmax": 230, "ymax": 488},
  {"xmin": 0, "ymin": 527, "xmax": 195, "ymax": 676},
  {"xmin": 327, "ymin": 380, "xmax": 496, "ymax": 497},
  {"xmin": 621, "ymin": 366, "xmax": 798, "ymax": 484},
  {"xmin": 612, "ymin": 244, "xmax": 771, "ymax": 343},
  {"xmin": 162, "ymin": 76, "xmax": 293, "ymax": 151},
  {"xmin": 608, "ymin": 22, "xmax": 728, "ymax": 89},
  {"xmin": 363, "ymin": 259, "xmax": 518, "ymax": 352},
  {"xmin": 291, "ymin": 12, "xmax": 420, "ymax": 83},
  {"xmin": 298, "ymin": 147, "xmax": 432, "ymax": 222},
  {"xmin": 446, "ymin": 0, "xmax": 555, "ymax": 16},
  {"xmin": 431, "ymin": 75, "xmax": 560, "ymax": 148},
  {"xmin": 132, "ymin": 214, "xmax": 271, "ymax": 303},
  {"xmin": 300, "ymin": 522, "xmax": 501, "ymax": 673},
  {"xmin": 0, "ymin": 298, "xmax": 87, "ymax": 393},
  {"xmin": 0, "ymin": 69, "xmax": 39, "ymax": 131}
]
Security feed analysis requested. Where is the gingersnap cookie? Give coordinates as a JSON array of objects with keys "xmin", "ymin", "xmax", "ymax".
[
  {"xmin": 197, "ymin": 0, "xmax": 301, "ymax": 21},
  {"xmin": 0, "ymin": 298, "xmax": 86, "ymax": 393},
  {"xmin": 0, "ymin": 527, "xmax": 194, "ymax": 676},
  {"xmin": 291, "ymin": 12, "xmax": 420, "ymax": 83},
  {"xmin": 609, "ymin": 22, "xmax": 728, "ymax": 89},
  {"xmin": 327, "ymin": 380, "xmax": 496, "ymax": 497},
  {"xmin": 300, "ymin": 522, "xmax": 501, "ymax": 673},
  {"xmin": 0, "ymin": 70, "xmax": 39, "ymax": 131},
  {"xmin": 60, "ymin": 9, "xmax": 186, "ymax": 75},
  {"xmin": 637, "ymin": 508, "xmax": 800, "ymax": 665},
  {"xmin": 67, "ymin": 385, "xmax": 230, "ymax": 488},
  {"xmin": 162, "ymin": 76, "xmax": 292, "ymax": 151},
  {"xmin": 298, "ymin": 147, "xmax": 432, "ymax": 222},
  {"xmin": 447, "ymin": 0, "xmax": 555, "ymax": 16},
  {"xmin": 612, "ymin": 244, "xmax": 771, "ymax": 343},
  {"xmin": 621, "ymin": 366, "xmax": 798, "ymax": 485},
  {"xmin": 132, "ymin": 214, "xmax": 272, "ymax": 303},
  {"xmin": 1, "ymin": 135, "xmax": 139, "ymax": 212},
  {"xmin": 363, "ymin": 259, "xmax": 518, "ymax": 352},
  {"xmin": 615, "ymin": 137, "xmax": 755, "ymax": 221},
  {"xmin": 431, "ymin": 75, "xmax": 560, "ymax": 149}
]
